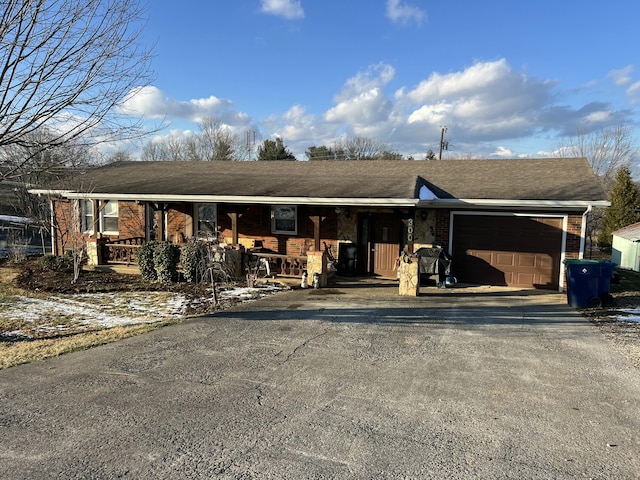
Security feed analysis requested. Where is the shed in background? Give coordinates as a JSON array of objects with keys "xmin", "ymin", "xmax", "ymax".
[{"xmin": 612, "ymin": 222, "xmax": 640, "ymax": 272}]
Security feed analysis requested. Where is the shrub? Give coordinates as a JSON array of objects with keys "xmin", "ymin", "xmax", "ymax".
[
  {"xmin": 137, "ymin": 241, "xmax": 158, "ymax": 281},
  {"xmin": 40, "ymin": 251, "xmax": 75, "ymax": 273},
  {"xmin": 181, "ymin": 239, "xmax": 208, "ymax": 283},
  {"xmin": 154, "ymin": 242, "xmax": 180, "ymax": 283}
]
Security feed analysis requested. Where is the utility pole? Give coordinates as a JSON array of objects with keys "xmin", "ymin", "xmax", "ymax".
[{"xmin": 438, "ymin": 126, "xmax": 448, "ymax": 160}]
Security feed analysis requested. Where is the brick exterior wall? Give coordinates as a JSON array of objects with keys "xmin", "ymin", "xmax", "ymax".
[
  {"xmin": 434, "ymin": 210, "xmax": 450, "ymax": 249},
  {"xmin": 118, "ymin": 201, "xmax": 146, "ymax": 240},
  {"xmin": 564, "ymin": 214, "xmax": 584, "ymax": 260},
  {"xmin": 217, "ymin": 204, "xmax": 339, "ymax": 256},
  {"xmin": 166, "ymin": 203, "xmax": 191, "ymax": 243},
  {"xmin": 52, "ymin": 198, "xmax": 83, "ymax": 254},
  {"xmin": 52, "ymin": 199, "xmax": 147, "ymax": 254}
]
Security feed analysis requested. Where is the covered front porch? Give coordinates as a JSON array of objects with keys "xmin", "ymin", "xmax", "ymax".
[{"xmin": 87, "ymin": 199, "xmax": 439, "ymax": 283}]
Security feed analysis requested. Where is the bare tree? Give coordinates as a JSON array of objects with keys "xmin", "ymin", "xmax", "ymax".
[
  {"xmin": 0, "ymin": 0, "xmax": 154, "ymax": 182},
  {"xmin": 141, "ymin": 140, "xmax": 163, "ymax": 161},
  {"xmin": 197, "ymin": 117, "xmax": 240, "ymax": 161},
  {"xmin": 4, "ymin": 128, "xmax": 92, "ymax": 218},
  {"xmin": 558, "ymin": 125, "xmax": 637, "ymax": 193},
  {"xmin": 139, "ymin": 117, "xmax": 242, "ymax": 161},
  {"xmin": 334, "ymin": 136, "xmax": 390, "ymax": 160}
]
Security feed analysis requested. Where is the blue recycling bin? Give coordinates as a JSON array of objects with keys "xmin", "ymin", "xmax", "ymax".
[
  {"xmin": 564, "ymin": 259, "xmax": 617, "ymax": 308},
  {"xmin": 564, "ymin": 259, "xmax": 602, "ymax": 308},
  {"xmin": 598, "ymin": 261, "xmax": 617, "ymax": 305}
]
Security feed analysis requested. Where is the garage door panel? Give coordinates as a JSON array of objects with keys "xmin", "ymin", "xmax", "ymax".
[
  {"xmin": 538, "ymin": 255, "xmax": 553, "ymax": 268},
  {"xmin": 496, "ymin": 253, "xmax": 515, "ymax": 266},
  {"xmin": 538, "ymin": 273, "xmax": 553, "ymax": 286},
  {"xmin": 517, "ymin": 273, "xmax": 535, "ymax": 286},
  {"xmin": 503, "ymin": 271, "xmax": 514, "ymax": 285},
  {"xmin": 452, "ymin": 215, "xmax": 563, "ymax": 290},
  {"xmin": 473, "ymin": 251, "xmax": 493, "ymax": 263},
  {"xmin": 518, "ymin": 254, "xmax": 536, "ymax": 268}
]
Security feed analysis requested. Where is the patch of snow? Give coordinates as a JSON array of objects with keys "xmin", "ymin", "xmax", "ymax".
[
  {"xmin": 0, "ymin": 292, "xmax": 189, "ymax": 340},
  {"xmin": 613, "ymin": 307, "xmax": 640, "ymax": 323},
  {"xmin": 219, "ymin": 284, "xmax": 284, "ymax": 300},
  {"xmin": 0, "ymin": 283, "xmax": 286, "ymax": 341}
]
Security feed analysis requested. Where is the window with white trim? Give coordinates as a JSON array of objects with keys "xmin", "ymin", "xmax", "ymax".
[
  {"xmin": 271, "ymin": 205, "xmax": 297, "ymax": 234},
  {"xmin": 81, "ymin": 199, "xmax": 94, "ymax": 233},
  {"xmin": 100, "ymin": 201, "xmax": 119, "ymax": 234},
  {"xmin": 197, "ymin": 203, "xmax": 217, "ymax": 235}
]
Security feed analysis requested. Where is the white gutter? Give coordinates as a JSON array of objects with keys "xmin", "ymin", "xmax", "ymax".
[
  {"xmin": 32, "ymin": 192, "xmax": 420, "ymax": 207},
  {"xmin": 418, "ymin": 198, "xmax": 610, "ymax": 209},
  {"xmin": 30, "ymin": 189, "xmax": 610, "ymax": 211}
]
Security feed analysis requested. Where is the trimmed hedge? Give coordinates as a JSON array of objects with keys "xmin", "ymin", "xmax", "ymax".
[
  {"xmin": 181, "ymin": 239, "xmax": 208, "ymax": 283},
  {"xmin": 154, "ymin": 242, "xmax": 180, "ymax": 283},
  {"xmin": 137, "ymin": 241, "xmax": 158, "ymax": 281}
]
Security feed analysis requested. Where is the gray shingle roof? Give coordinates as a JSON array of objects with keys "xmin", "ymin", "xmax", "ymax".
[
  {"xmin": 613, "ymin": 222, "xmax": 640, "ymax": 241},
  {"xmin": 50, "ymin": 157, "xmax": 606, "ymax": 202}
]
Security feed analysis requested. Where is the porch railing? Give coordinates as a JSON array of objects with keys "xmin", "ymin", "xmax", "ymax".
[
  {"xmin": 101, "ymin": 237, "xmax": 145, "ymax": 265},
  {"xmin": 247, "ymin": 252, "xmax": 307, "ymax": 278}
]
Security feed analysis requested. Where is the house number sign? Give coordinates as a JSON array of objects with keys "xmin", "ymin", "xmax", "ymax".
[{"xmin": 407, "ymin": 218, "xmax": 414, "ymax": 242}]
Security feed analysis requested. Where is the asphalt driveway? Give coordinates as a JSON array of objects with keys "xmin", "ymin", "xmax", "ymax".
[{"xmin": 1, "ymin": 282, "xmax": 640, "ymax": 479}]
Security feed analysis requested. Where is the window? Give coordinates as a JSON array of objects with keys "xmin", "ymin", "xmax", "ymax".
[
  {"xmin": 197, "ymin": 203, "xmax": 217, "ymax": 235},
  {"xmin": 101, "ymin": 201, "xmax": 119, "ymax": 234},
  {"xmin": 81, "ymin": 200, "xmax": 94, "ymax": 233},
  {"xmin": 271, "ymin": 205, "xmax": 297, "ymax": 234}
]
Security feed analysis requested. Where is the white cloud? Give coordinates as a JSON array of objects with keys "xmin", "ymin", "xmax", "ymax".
[
  {"xmin": 121, "ymin": 86, "xmax": 251, "ymax": 126},
  {"xmin": 324, "ymin": 64, "xmax": 396, "ymax": 127},
  {"xmin": 609, "ymin": 65, "xmax": 634, "ymax": 86},
  {"xmin": 260, "ymin": 0, "xmax": 304, "ymax": 19},
  {"xmin": 120, "ymin": 60, "xmax": 636, "ymax": 161},
  {"xmin": 397, "ymin": 59, "xmax": 555, "ymax": 142},
  {"xmin": 386, "ymin": 0, "xmax": 426, "ymax": 25},
  {"xmin": 261, "ymin": 60, "xmax": 634, "ymax": 158},
  {"xmin": 335, "ymin": 63, "xmax": 396, "ymax": 102},
  {"xmin": 325, "ymin": 88, "xmax": 393, "ymax": 125},
  {"xmin": 493, "ymin": 146, "xmax": 516, "ymax": 157},
  {"xmin": 627, "ymin": 81, "xmax": 640, "ymax": 103}
]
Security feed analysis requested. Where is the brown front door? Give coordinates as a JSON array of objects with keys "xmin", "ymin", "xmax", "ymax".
[{"xmin": 357, "ymin": 213, "xmax": 403, "ymax": 278}]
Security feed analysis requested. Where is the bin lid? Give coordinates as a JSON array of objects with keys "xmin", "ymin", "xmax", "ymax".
[{"xmin": 563, "ymin": 259, "xmax": 600, "ymax": 265}]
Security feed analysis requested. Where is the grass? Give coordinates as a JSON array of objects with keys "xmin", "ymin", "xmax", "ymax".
[
  {"xmin": 612, "ymin": 268, "xmax": 640, "ymax": 293},
  {"xmin": 0, "ymin": 320, "xmax": 179, "ymax": 369},
  {"xmin": 0, "ymin": 270, "xmax": 186, "ymax": 370}
]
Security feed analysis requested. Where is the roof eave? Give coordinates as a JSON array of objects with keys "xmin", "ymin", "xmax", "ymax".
[
  {"xmin": 50, "ymin": 192, "xmax": 420, "ymax": 207},
  {"xmin": 417, "ymin": 198, "xmax": 611, "ymax": 210}
]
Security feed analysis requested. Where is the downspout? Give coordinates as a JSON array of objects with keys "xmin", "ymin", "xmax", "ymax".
[
  {"xmin": 49, "ymin": 199, "xmax": 56, "ymax": 256},
  {"xmin": 579, "ymin": 204, "xmax": 593, "ymax": 260}
]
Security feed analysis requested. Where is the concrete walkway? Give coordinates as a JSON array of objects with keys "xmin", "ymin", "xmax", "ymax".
[{"xmin": 1, "ymin": 282, "xmax": 639, "ymax": 479}]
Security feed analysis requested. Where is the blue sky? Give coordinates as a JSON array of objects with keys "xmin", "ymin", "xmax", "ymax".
[{"xmin": 121, "ymin": 0, "xmax": 640, "ymax": 161}]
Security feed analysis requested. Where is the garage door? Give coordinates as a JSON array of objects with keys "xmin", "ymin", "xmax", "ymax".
[{"xmin": 452, "ymin": 215, "xmax": 563, "ymax": 289}]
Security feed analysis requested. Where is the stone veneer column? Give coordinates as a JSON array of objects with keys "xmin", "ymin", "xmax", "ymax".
[
  {"xmin": 306, "ymin": 250, "xmax": 327, "ymax": 287},
  {"xmin": 398, "ymin": 261, "xmax": 419, "ymax": 296}
]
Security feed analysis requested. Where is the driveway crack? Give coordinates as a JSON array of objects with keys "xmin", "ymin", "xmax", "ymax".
[{"xmin": 284, "ymin": 330, "xmax": 328, "ymax": 362}]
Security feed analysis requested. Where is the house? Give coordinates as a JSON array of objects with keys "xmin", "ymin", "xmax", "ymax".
[
  {"xmin": 612, "ymin": 222, "xmax": 640, "ymax": 272},
  {"xmin": 30, "ymin": 157, "xmax": 608, "ymax": 291}
]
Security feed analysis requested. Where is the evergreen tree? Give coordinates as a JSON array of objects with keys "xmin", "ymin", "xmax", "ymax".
[
  {"xmin": 257, "ymin": 138, "xmax": 296, "ymax": 161},
  {"xmin": 599, "ymin": 166, "xmax": 640, "ymax": 247},
  {"xmin": 305, "ymin": 145, "xmax": 337, "ymax": 161}
]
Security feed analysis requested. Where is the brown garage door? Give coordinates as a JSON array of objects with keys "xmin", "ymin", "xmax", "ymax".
[{"xmin": 452, "ymin": 215, "xmax": 563, "ymax": 289}]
